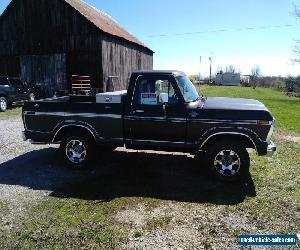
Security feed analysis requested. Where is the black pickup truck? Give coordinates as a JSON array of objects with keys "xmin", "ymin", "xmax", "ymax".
[
  {"xmin": 0, "ymin": 76, "xmax": 35, "ymax": 112},
  {"xmin": 22, "ymin": 70, "xmax": 276, "ymax": 182}
]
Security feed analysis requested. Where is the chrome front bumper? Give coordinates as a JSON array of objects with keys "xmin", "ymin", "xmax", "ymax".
[{"xmin": 267, "ymin": 140, "xmax": 276, "ymax": 157}]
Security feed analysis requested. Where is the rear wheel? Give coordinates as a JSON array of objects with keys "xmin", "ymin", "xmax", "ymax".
[
  {"xmin": 206, "ymin": 140, "xmax": 250, "ymax": 182},
  {"xmin": 0, "ymin": 97, "xmax": 7, "ymax": 112},
  {"xmin": 60, "ymin": 132, "xmax": 95, "ymax": 170}
]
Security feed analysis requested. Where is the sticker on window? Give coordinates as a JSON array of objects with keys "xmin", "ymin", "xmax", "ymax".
[{"xmin": 141, "ymin": 93, "xmax": 157, "ymax": 105}]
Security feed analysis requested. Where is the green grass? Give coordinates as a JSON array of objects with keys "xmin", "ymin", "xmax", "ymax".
[
  {"xmin": 228, "ymin": 133, "xmax": 300, "ymax": 223},
  {"xmin": 0, "ymin": 106, "xmax": 22, "ymax": 120},
  {"xmin": 0, "ymin": 197, "xmax": 160, "ymax": 249},
  {"xmin": 0, "ymin": 201, "xmax": 8, "ymax": 213},
  {"xmin": 199, "ymin": 85, "xmax": 300, "ymax": 134},
  {"xmin": 146, "ymin": 215, "xmax": 173, "ymax": 230}
]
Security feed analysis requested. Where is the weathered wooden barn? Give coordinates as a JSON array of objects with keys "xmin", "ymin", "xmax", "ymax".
[{"xmin": 0, "ymin": 0, "xmax": 153, "ymax": 96}]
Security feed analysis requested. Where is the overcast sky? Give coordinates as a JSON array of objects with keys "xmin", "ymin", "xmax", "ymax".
[{"xmin": 1, "ymin": 0, "xmax": 300, "ymax": 76}]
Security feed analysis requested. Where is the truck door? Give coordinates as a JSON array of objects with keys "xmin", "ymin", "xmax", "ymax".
[{"xmin": 124, "ymin": 75, "xmax": 187, "ymax": 147}]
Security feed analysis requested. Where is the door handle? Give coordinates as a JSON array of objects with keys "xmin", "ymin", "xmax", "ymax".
[
  {"xmin": 163, "ymin": 104, "xmax": 168, "ymax": 116},
  {"xmin": 34, "ymin": 104, "xmax": 39, "ymax": 108},
  {"xmin": 133, "ymin": 110, "xmax": 144, "ymax": 114}
]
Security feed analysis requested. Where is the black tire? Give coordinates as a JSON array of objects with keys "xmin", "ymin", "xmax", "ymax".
[
  {"xmin": 206, "ymin": 140, "xmax": 250, "ymax": 182},
  {"xmin": 60, "ymin": 132, "xmax": 95, "ymax": 170},
  {"xmin": 0, "ymin": 97, "xmax": 7, "ymax": 112}
]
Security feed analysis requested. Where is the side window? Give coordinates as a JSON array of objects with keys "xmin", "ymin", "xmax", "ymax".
[
  {"xmin": 0, "ymin": 77, "xmax": 9, "ymax": 86},
  {"xmin": 134, "ymin": 78, "xmax": 178, "ymax": 106},
  {"xmin": 10, "ymin": 79, "xmax": 23, "ymax": 89}
]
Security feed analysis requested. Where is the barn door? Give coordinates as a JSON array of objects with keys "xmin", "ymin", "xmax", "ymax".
[
  {"xmin": 66, "ymin": 51, "xmax": 102, "ymax": 92},
  {"xmin": 20, "ymin": 54, "xmax": 67, "ymax": 97}
]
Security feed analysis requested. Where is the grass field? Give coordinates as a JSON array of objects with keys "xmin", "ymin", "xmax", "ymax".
[
  {"xmin": 0, "ymin": 86, "xmax": 299, "ymax": 249},
  {"xmin": 0, "ymin": 106, "xmax": 22, "ymax": 120}
]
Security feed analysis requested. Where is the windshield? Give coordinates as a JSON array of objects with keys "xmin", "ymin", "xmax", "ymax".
[{"xmin": 176, "ymin": 75, "xmax": 200, "ymax": 102}]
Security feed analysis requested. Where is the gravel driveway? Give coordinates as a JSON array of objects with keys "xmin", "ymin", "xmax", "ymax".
[{"xmin": 0, "ymin": 117, "xmax": 89, "ymax": 226}]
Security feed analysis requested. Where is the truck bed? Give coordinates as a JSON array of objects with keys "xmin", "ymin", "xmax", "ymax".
[{"xmin": 23, "ymin": 95, "xmax": 125, "ymax": 144}]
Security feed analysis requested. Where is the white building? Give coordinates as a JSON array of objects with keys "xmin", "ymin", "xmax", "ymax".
[{"xmin": 215, "ymin": 72, "xmax": 241, "ymax": 86}]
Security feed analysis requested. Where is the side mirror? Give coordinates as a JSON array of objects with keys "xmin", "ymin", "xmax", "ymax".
[{"xmin": 159, "ymin": 92, "xmax": 168, "ymax": 104}]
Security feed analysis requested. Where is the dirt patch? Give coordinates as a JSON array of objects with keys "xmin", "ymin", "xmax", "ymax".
[
  {"xmin": 274, "ymin": 129, "xmax": 300, "ymax": 144},
  {"xmin": 282, "ymin": 135, "xmax": 300, "ymax": 144},
  {"xmin": 115, "ymin": 202, "xmax": 270, "ymax": 249}
]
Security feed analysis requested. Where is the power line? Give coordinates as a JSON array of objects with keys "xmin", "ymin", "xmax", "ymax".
[{"xmin": 145, "ymin": 24, "xmax": 294, "ymax": 38}]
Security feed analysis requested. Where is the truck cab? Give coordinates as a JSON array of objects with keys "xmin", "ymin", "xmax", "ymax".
[{"xmin": 124, "ymin": 71, "xmax": 194, "ymax": 149}]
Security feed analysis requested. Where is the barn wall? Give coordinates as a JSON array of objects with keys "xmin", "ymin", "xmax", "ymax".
[
  {"xmin": 0, "ymin": 0, "xmax": 153, "ymax": 94},
  {"xmin": 0, "ymin": 0, "xmax": 104, "ymax": 92},
  {"xmin": 0, "ymin": 56, "xmax": 20, "ymax": 76},
  {"xmin": 20, "ymin": 54, "xmax": 67, "ymax": 96},
  {"xmin": 0, "ymin": 0, "xmax": 102, "ymax": 55},
  {"xmin": 102, "ymin": 36, "xmax": 153, "ymax": 91}
]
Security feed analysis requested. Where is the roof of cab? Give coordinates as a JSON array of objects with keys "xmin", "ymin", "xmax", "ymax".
[{"xmin": 132, "ymin": 70, "xmax": 186, "ymax": 76}]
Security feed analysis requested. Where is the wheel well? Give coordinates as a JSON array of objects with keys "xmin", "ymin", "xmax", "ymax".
[
  {"xmin": 53, "ymin": 126, "xmax": 96, "ymax": 143},
  {"xmin": 0, "ymin": 94, "xmax": 8, "ymax": 100},
  {"xmin": 200, "ymin": 134, "xmax": 256, "ymax": 151}
]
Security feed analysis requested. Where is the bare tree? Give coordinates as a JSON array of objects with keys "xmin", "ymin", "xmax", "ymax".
[
  {"xmin": 216, "ymin": 65, "xmax": 223, "ymax": 74},
  {"xmin": 225, "ymin": 64, "xmax": 236, "ymax": 73},
  {"xmin": 294, "ymin": 6, "xmax": 300, "ymax": 63},
  {"xmin": 251, "ymin": 64, "xmax": 261, "ymax": 77},
  {"xmin": 251, "ymin": 65, "xmax": 261, "ymax": 89}
]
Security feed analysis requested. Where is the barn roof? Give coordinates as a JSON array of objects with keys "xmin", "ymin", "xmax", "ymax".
[
  {"xmin": 64, "ymin": 0, "xmax": 152, "ymax": 52},
  {"xmin": 1, "ymin": 0, "xmax": 153, "ymax": 53}
]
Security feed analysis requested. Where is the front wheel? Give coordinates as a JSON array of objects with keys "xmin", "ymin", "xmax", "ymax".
[
  {"xmin": 0, "ymin": 97, "xmax": 7, "ymax": 112},
  {"xmin": 206, "ymin": 140, "xmax": 250, "ymax": 182},
  {"xmin": 60, "ymin": 132, "xmax": 95, "ymax": 170}
]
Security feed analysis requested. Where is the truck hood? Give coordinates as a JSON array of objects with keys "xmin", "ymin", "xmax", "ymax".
[
  {"xmin": 202, "ymin": 97, "xmax": 269, "ymax": 111},
  {"xmin": 187, "ymin": 97, "xmax": 274, "ymax": 121}
]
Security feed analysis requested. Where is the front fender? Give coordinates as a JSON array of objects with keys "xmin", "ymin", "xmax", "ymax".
[{"xmin": 198, "ymin": 126, "xmax": 267, "ymax": 155}]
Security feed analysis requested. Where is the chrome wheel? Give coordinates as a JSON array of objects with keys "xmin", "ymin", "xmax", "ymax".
[
  {"xmin": 65, "ymin": 139, "xmax": 87, "ymax": 164},
  {"xmin": 214, "ymin": 150, "xmax": 241, "ymax": 177},
  {"xmin": 0, "ymin": 98, "xmax": 7, "ymax": 111}
]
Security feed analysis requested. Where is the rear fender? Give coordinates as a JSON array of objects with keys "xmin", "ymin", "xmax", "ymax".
[{"xmin": 52, "ymin": 121, "xmax": 100, "ymax": 143}]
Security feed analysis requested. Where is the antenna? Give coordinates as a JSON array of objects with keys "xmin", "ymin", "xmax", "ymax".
[{"xmin": 209, "ymin": 56, "xmax": 212, "ymax": 83}]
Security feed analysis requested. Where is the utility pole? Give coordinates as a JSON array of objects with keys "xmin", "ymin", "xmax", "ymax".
[
  {"xmin": 209, "ymin": 56, "xmax": 212, "ymax": 83},
  {"xmin": 199, "ymin": 56, "xmax": 202, "ymax": 82}
]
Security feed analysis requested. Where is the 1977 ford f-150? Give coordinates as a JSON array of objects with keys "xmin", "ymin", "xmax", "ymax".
[{"xmin": 22, "ymin": 70, "xmax": 276, "ymax": 182}]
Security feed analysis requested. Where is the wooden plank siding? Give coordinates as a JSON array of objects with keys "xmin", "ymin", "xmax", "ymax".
[
  {"xmin": 102, "ymin": 36, "xmax": 153, "ymax": 91},
  {"xmin": 20, "ymin": 54, "xmax": 67, "ymax": 96},
  {"xmin": 0, "ymin": 56, "xmax": 20, "ymax": 76},
  {"xmin": 0, "ymin": 0, "xmax": 153, "ymax": 96}
]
